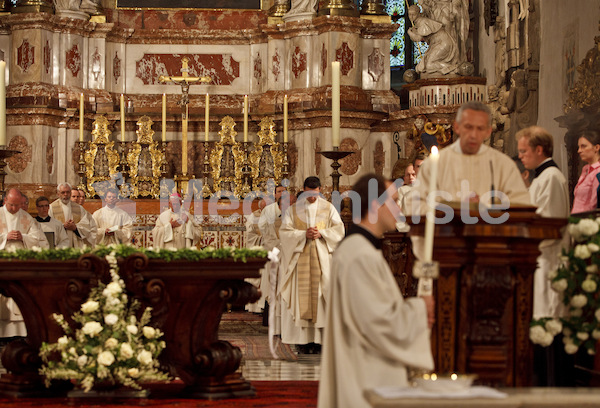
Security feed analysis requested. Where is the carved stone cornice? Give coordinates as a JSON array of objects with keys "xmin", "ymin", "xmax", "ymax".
[
  {"xmin": 121, "ymin": 28, "xmax": 267, "ymax": 45},
  {"xmin": 0, "ymin": 13, "xmax": 114, "ymax": 37}
]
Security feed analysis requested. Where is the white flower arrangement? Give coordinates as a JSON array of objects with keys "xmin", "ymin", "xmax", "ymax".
[
  {"xmin": 39, "ymin": 251, "xmax": 170, "ymax": 392},
  {"xmin": 530, "ymin": 217, "xmax": 600, "ymax": 355}
]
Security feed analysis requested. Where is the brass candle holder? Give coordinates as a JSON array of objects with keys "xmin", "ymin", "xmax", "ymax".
[
  {"xmin": 201, "ymin": 141, "xmax": 212, "ymax": 198},
  {"xmin": 241, "ymin": 141, "xmax": 252, "ymax": 197},
  {"xmin": 318, "ymin": 147, "xmax": 353, "ymax": 192},
  {"xmin": 282, "ymin": 142, "xmax": 290, "ymax": 181},
  {"xmin": 76, "ymin": 141, "xmax": 87, "ymax": 193}
]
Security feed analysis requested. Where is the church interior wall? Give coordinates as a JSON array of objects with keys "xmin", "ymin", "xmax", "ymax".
[
  {"xmin": 538, "ymin": 0, "xmax": 600, "ymax": 179},
  {"xmin": 475, "ymin": 0, "xmax": 499, "ymax": 87}
]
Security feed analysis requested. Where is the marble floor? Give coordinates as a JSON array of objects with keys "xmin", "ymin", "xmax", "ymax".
[{"xmin": 241, "ymin": 354, "xmax": 321, "ymax": 381}]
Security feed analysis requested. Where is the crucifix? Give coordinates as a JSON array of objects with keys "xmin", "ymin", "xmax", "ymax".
[{"xmin": 159, "ymin": 57, "xmax": 211, "ymax": 176}]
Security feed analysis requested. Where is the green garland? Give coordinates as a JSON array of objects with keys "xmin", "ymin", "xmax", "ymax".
[{"xmin": 0, "ymin": 244, "xmax": 269, "ymax": 263}]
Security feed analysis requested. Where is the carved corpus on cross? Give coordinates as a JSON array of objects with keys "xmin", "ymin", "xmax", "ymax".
[{"xmin": 159, "ymin": 57, "xmax": 211, "ymax": 176}]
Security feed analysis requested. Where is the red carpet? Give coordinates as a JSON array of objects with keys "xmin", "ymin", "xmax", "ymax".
[{"xmin": 0, "ymin": 381, "xmax": 319, "ymax": 407}]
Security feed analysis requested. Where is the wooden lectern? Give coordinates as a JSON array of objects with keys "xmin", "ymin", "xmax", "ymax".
[{"xmin": 408, "ymin": 206, "xmax": 566, "ymax": 387}]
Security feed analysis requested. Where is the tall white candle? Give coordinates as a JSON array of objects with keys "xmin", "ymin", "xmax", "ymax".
[
  {"xmin": 120, "ymin": 94, "xmax": 125, "ymax": 142},
  {"xmin": 331, "ymin": 61, "xmax": 340, "ymax": 148},
  {"xmin": 423, "ymin": 146, "xmax": 439, "ymax": 262},
  {"xmin": 205, "ymin": 93, "xmax": 209, "ymax": 142},
  {"xmin": 79, "ymin": 93, "xmax": 84, "ymax": 142},
  {"xmin": 243, "ymin": 94, "xmax": 248, "ymax": 143},
  {"xmin": 283, "ymin": 94, "xmax": 288, "ymax": 143},
  {"xmin": 0, "ymin": 61, "xmax": 6, "ymax": 146},
  {"xmin": 162, "ymin": 93, "xmax": 166, "ymax": 142}
]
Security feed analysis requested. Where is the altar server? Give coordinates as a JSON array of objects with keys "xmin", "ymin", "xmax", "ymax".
[
  {"xmin": 318, "ymin": 174, "xmax": 434, "ymax": 408},
  {"xmin": 92, "ymin": 188, "xmax": 133, "ymax": 246}
]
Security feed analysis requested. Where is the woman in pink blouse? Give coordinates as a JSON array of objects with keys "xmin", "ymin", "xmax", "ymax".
[{"xmin": 572, "ymin": 130, "xmax": 600, "ymax": 214}]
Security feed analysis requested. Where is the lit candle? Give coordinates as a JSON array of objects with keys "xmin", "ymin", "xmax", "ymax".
[
  {"xmin": 79, "ymin": 93, "xmax": 84, "ymax": 142},
  {"xmin": 243, "ymin": 94, "xmax": 248, "ymax": 143},
  {"xmin": 0, "ymin": 60, "xmax": 6, "ymax": 146},
  {"xmin": 423, "ymin": 146, "xmax": 439, "ymax": 262},
  {"xmin": 331, "ymin": 61, "xmax": 340, "ymax": 148},
  {"xmin": 162, "ymin": 93, "xmax": 166, "ymax": 142},
  {"xmin": 120, "ymin": 94, "xmax": 125, "ymax": 142},
  {"xmin": 205, "ymin": 93, "xmax": 209, "ymax": 142},
  {"xmin": 283, "ymin": 94, "xmax": 288, "ymax": 143}
]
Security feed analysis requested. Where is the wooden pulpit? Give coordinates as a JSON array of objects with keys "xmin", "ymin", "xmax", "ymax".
[{"xmin": 407, "ymin": 206, "xmax": 566, "ymax": 387}]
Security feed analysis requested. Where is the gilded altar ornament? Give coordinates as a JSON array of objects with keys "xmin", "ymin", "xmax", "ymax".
[
  {"xmin": 249, "ymin": 116, "xmax": 285, "ymax": 192},
  {"xmin": 210, "ymin": 116, "xmax": 245, "ymax": 198},
  {"xmin": 84, "ymin": 115, "xmax": 120, "ymax": 198},
  {"xmin": 564, "ymin": 36, "xmax": 600, "ymax": 113},
  {"xmin": 127, "ymin": 116, "xmax": 166, "ymax": 199}
]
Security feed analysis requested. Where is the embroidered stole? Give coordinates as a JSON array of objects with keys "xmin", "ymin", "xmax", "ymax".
[
  {"xmin": 50, "ymin": 201, "xmax": 82, "ymax": 224},
  {"xmin": 291, "ymin": 201, "xmax": 329, "ymax": 322}
]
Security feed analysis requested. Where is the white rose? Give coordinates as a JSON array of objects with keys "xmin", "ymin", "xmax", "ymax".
[
  {"xmin": 127, "ymin": 325, "xmax": 138, "ymax": 335},
  {"xmin": 120, "ymin": 343, "xmax": 134, "ymax": 359},
  {"xmin": 57, "ymin": 336, "xmax": 69, "ymax": 347},
  {"xmin": 77, "ymin": 355, "xmax": 88, "ymax": 367},
  {"xmin": 137, "ymin": 350, "xmax": 153, "ymax": 365},
  {"xmin": 97, "ymin": 351, "xmax": 115, "ymax": 366},
  {"xmin": 104, "ymin": 314, "xmax": 119, "ymax": 326},
  {"xmin": 575, "ymin": 244, "xmax": 592, "ymax": 260},
  {"xmin": 105, "ymin": 254, "xmax": 117, "ymax": 265},
  {"xmin": 104, "ymin": 338, "xmax": 118, "ymax": 349},
  {"xmin": 589, "ymin": 243, "xmax": 600, "ymax": 253},
  {"xmin": 586, "ymin": 264, "xmax": 599, "ymax": 273},
  {"xmin": 582, "ymin": 279, "xmax": 597, "ymax": 293},
  {"xmin": 69, "ymin": 347, "xmax": 77, "ymax": 356},
  {"xmin": 128, "ymin": 368, "xmax": 140, "ymax": 378},
  {"xmin": 529, "ymin": 326, "xmax": 553, "ymax": 346},
  {"xmin": 593, "ymin": 329, "xmax": 600, "ymax": 340},
  {"xmin": 595, "ymin": 309, "xmax": 600, "ymax": 321},
  {"xmin": 548, "ymin": 269, "xmax": 558, "ymax": 280},
  {"xmin": 545, "ymin": 319, "xmax": 563, "ymax": 336},
  {"xmin": 551, "ymin": 279, "xmax": 568, "ymax": 292},
  {"xmin": 563, "ymin": 336, "xmax": 573, "ymax": 344},
  {"xmin": 81, "ymin": 300, "xmax": 99, "ymax": 314},
  {"xmin": 571, "ymin": 294, "xmax": 588, "ymax": 308},
  {"xmin": 103, "ymin": 282, "xmax": 122, "ymax": 297},
  {"xmin": 563, "ymin": 328, "xmax": 573, "ymax": 337},
  {"xmin": 81, "ymin": 321, "xmax": 103, "ymax": 337},
  {"xmin": 577, "ymin": 332, "xmax": 590, "ymax": 341},
  {"xmin": 578, "ymin": 219, "xmax": 600, "ymax": 237},
  {"xmin": 565, "ymin": 343, "xmax": 579, "ymax": 355},
  {"xmin": 589, "ymin": 348, "xmax": 597, "ymax": 355},
  {"xmin": 142, "ymin": 326, "xmax": 156, "ymax": 339},
  {"xmin": 568, "ymin": 223, "xmax": 582, "ymax": 241}
]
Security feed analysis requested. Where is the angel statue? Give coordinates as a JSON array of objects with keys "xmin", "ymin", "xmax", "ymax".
[{"xmin": 284, "ymin": 0, "xmax": 318, "ymax": 21}]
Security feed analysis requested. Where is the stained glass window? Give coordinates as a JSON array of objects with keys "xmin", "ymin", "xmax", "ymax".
[{"xmin": 385, "ymin": 0, "xmax": 430, "ymax": 68}]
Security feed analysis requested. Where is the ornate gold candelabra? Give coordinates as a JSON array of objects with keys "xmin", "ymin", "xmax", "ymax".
[
  {"xmin": 201, "ymin": 141, "xmax": 212, "ymax": 198},
  {"xmin": 76, "ymin": 141, "xmax": 87, "ymax": 193},
  {"xmin": 0, "ymin": 146, "xmax": 19, "ymax": 200},
  {"xmin": 159, "ymin": 141, "xmax": 168, "ymax": 179},
  {"xmin": 241, "ymin": 141, "xmax": 252, "ymax": 197},
  {"xmin": 282, "ymin": 142, "xmax": 290, "ymax": 181},
  {"xmin": 319, "ymin": 147, "xmax": 353, "ymax": 192},
  {"xmin": 318, "ymin": 0, "xmax": 359, "ymax": 16},
  {"xmin": 118, "ymin": 141, "xmax": 129, "ymax": 178}
]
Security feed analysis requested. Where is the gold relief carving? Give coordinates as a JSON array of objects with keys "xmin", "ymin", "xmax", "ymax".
[
  {"xmin": 249, "ymin": 116, "xmax": 284, "ymax": 191},
  {"xmin": 127, "ymin": 116, "xmax": 165, "ymax": 199},
  {"xmin": 84, "ymin": 115, "xmax": 119, "ymax": 197},
  {"xmin": 210, "ymin": 116, "xmax": 244, "ymax": 197},
  {"xmin": 564, "ymin": 37, "xmax": 600, "ymax": 113}
]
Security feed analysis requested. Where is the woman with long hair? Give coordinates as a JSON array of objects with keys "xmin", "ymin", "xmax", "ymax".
[{"xmin": 572, "ymin": 130, "xmax": 600, "ymax": 214}]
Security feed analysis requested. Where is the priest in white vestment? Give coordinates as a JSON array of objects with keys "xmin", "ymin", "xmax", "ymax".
[
  {"xmin": 245, "ymin": 199, "xmax": 267, "ymax": 313},
  {"xmin": 318, "ymin": 175, "xmax": 434, "ymax": 408},
  {"xmin": 405, "ymin": 102, "xmax": 531, "ymax": 275},
  {"xmin": 152, "ymin": 193, "xmax": 201, "ymax": 249},
  {"xmin": 70, "ymin": 187, "xmax": 97, "ymax": 247},
  {"xmin": 92, "ymin": 189, "xmax": 133, "ymax": 246},
  {"xmin": 35, "ymin": 196, "xmax": 69, "ymax": 249},
  {"xmin": 48, "ymin": 183, "xmax": 96, "ymax": 248},
  {"xmin": 0, "ymin": 189, "xmax": 49, "ymax": 338},
  {"xmin": 279, "ymin": 177, "xmax": 345, "ymax": 352}
]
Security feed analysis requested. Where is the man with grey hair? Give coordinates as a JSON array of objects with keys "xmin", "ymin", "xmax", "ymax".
[
  {"xmin": 49, "ymin": 182, "xmax": 96, "ymax": 248},
  {"xmin": 405, "ymin": 101, "xmax": 531, "ymax": 215}
]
